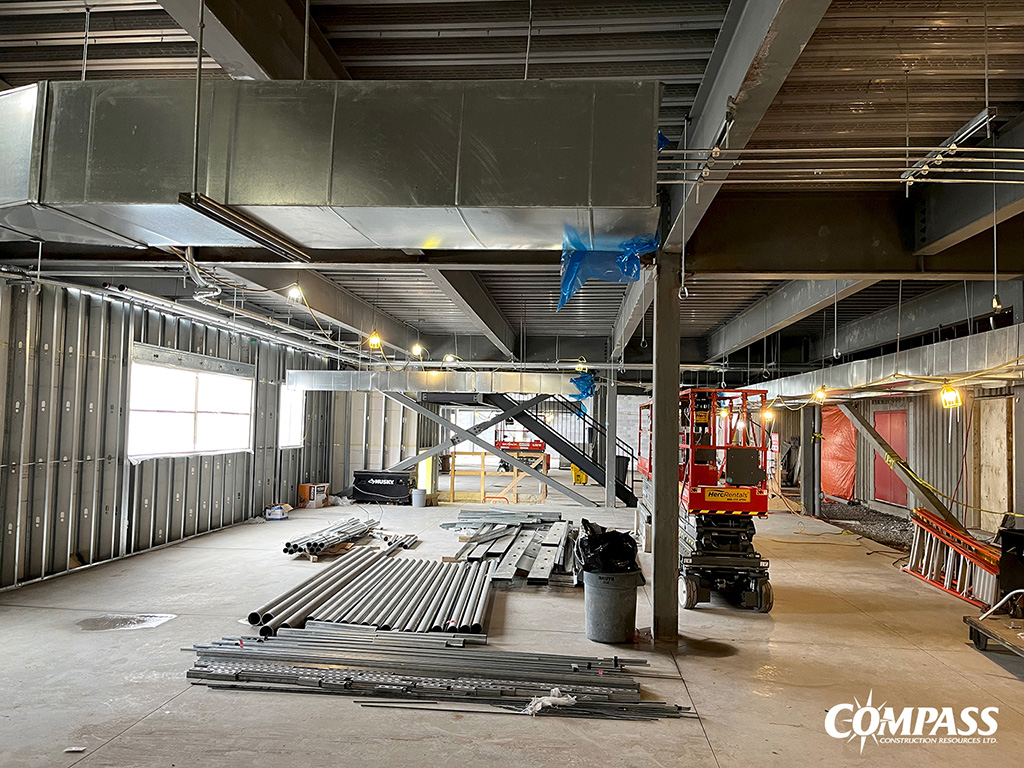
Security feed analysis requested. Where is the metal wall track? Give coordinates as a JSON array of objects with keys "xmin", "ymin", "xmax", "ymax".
[{"xmin": 0, "ymin": 282, "xmax": 334, "ymax": 589}]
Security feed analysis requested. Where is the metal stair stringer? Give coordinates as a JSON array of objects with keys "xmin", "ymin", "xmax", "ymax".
[{"xmin": 483, "ymin": 393, "xmax": 637, "ymax": 507}]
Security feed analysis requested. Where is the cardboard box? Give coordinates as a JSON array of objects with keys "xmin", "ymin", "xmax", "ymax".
[{"xmin": 298, "ymin": 483, "xmax": 329, "ymax": 509}]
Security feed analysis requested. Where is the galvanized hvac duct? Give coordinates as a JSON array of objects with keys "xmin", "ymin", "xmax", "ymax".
[{"xmin": 0, "ymin": 79, "xmax": 659, "ymax": 250}]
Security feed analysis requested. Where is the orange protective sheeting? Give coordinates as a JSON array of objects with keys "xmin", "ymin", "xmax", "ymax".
[{"xmin": 821, "ymin": 406, "xmax": 856, "ymax": 500}]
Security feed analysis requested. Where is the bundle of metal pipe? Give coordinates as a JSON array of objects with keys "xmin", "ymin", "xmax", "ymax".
[
  {"xmin": 247, "ymin": 544, "xmax": 401, "ymax": 637},
  {"xmin": 185, "ymin": 625, "xmax": 689, "ymax": 721},
  {"xmin": 369, "ymin": 531, "xmax": 418, "ymax": 549},
  {"xmin": 282, "ymin": 517, "xmax": 378, "ymax": 555},
  {"xmin": 313, "ymin": 557, "xmax": 496, "ymax": 634}
]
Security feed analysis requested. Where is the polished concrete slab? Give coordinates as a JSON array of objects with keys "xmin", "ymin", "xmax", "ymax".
[{"xmin": 0, "ymin": 501, "xmax": 1021, "ymax": 768}]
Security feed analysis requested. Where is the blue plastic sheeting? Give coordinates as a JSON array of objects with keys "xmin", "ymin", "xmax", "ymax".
[
  {"xmin": 557, "ymin": 227, "xmax": 657, "ymax": 311},
  {"xmin": 568, "ymin": 372, "xmax": 596, "ymax": 415}
]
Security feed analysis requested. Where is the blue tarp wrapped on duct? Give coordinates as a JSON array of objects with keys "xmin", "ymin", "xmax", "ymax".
[
  {"xmin": 566, "ymin": 372, "xmax": 595, "ymax": 415},
  {"xmin": 557, "ymin": 228, "xmax": 658, "ymax": 311}
]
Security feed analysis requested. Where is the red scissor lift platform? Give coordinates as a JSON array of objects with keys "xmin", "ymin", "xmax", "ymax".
[{"xmin": 639, "ymin": 388, "xmax": 773, "ymax": 613}]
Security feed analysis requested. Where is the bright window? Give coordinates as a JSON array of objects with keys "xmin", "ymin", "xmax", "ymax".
[
  {"xmin": 279, "ymin": 386, "xmax": 306, "ymax": 448},
  {"xmin": 128, "ymin": 362, "xmax": 254, "ymax": 458}
]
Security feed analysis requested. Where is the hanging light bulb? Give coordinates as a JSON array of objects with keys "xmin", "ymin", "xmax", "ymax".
[
  {"xmin": 411, "ymin": 343, "xmax": 424, "ymax": 357},
  {"xmin": 762, "ymin": 409, "xmax": 774, "ymax": 422},
  {"xmin": 443, "ymin": 353, "xmax": 456, "ymax": 363},
  {"xmin": 287, "ymin": 285, "xmax": 302, "ymax": 300},
  {"xmin": 814, "ymin": 388, "xmax": 827, "ymax": 402},
  {"xmin": 367, "ymin": 332, "xmax": 382, "ymax": 349},
  {"xmin": 718, "ymin": 407, "xmax": 729, "ymax": 419},
  {"xmin": 574, "ymin": 356, "xmax": 589, "ymax": 373},
  {"xmin": 940, "ymin": 382, "xmax": 962, "ymax": 409}
]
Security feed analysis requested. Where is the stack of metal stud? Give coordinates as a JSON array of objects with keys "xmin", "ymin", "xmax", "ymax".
[{"xmin": 186, "ymin": 623, "xmax": 692, "ymax": 721}]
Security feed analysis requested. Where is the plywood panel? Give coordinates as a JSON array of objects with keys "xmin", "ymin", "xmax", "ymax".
[{"xmin": 977, "ymin": 397, "xmax": 1011, "ymax": 533}]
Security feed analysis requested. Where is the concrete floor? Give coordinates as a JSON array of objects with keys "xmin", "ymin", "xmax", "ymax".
[{"xmin": 1, "ymin": 495, "xmax": 1021, "ymax": 767}]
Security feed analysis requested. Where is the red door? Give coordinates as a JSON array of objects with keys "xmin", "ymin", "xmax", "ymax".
[{"xmin": 873, "ymin": 410, "xmax": 908, "ymax": 506}]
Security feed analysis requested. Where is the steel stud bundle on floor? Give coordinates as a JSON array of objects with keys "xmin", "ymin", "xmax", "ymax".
[
  {"xmin": 185, "ymin": 625, "xmax": 689, "ymax": 721},
  {"xmin": 283, "ymin": 517, "xmax": 378, "ymax": 555}
]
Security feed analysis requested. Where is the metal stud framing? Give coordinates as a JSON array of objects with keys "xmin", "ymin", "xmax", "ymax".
[{"xmin": 0, "ymin": 282, "xmax": 334, "ymax": 590}]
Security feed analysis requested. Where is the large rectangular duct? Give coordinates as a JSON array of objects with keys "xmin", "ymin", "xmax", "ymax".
[
  {"xmin": 286, "ymin": 369, "xmax": 581, "ymax": 395},
  {"xmin": 759, "ymin": 323, "xmax": 1024, "ymax": 400},
  {"xmin": 0, "ymin": 80, "xmax": 659, "ymax": 250}
]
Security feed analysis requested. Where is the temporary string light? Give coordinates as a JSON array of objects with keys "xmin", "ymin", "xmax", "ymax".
[
  {"xmin": 762, "ymin": 409, "xmax": 775, "ymax": 422},
  {"xmin": 574, "ymin": 356, "xmax": 589, "ymax": 373},
  {"xmin": 411, "ymin": 343, "xmax": 425, "ymax": 357},
  {"xmin": 814, "ymin": 388, "xmax": 827, "ymax": 402},
  {"xmin": 287, "ymin": 285, "xmax": 302, "ymax": 300},
  {"xmin": 367, "ymin": 332, "xmax": 382, "ymax": 349},
  {"xmin": 718, "ymin": 406, "xmax": 730, "ymax": 419},
  {"xmin": 940, "ymin": 382, "xmax": 963, "ymax": 409}
]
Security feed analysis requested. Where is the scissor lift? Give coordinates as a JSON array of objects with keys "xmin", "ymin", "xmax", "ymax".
[{"xmin": 639, "ymin": 389, "xmax": 774, "ymax": 613}]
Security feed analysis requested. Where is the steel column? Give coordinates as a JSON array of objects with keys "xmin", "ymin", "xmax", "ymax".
[
  {"xmin": 652, "ymin": 260, "xmax": 680, "ymax": 641},
  {"xmin": 605, "ymin": 380, "xmax": 618, "ymax": 508},
  {"xmin": 800, "ymin": 405, "xmax": 821, "ymax": 519}
]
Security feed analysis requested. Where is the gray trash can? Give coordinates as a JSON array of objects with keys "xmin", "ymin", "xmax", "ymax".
[{"xmin": 583, "ymin": 569, "xmax": 640, "ymax": 643}]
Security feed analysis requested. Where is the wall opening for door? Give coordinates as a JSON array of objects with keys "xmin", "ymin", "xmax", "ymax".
[{"xmin": 873, "ymin": 409, "xmax": 908, "ymax": 506}]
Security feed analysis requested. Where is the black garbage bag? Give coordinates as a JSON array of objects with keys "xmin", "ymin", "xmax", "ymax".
[{"xmin": 573, "ymin": 518, "xmax": 642, "ymax": 576}]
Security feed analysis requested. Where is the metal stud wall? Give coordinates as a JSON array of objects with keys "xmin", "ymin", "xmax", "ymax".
[{"xmin": 0, "ymin": 282, "xmax": 334, "ymax": 590}]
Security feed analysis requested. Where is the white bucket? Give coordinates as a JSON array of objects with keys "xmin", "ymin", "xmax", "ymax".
[{"xmin": 411, "ymin": 488, "xmax": 427, "ymax": 508}]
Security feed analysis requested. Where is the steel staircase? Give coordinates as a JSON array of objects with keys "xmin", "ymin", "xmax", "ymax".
[{"xmin": 484, "ymin": 393, "xmax": 637, "ymax": 507}]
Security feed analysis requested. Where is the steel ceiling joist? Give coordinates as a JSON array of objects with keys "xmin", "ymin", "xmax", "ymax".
[
  {"xmin": 663, "ymin": 0, "xmax": 833, "ymax": 251},
  {"xmin": 225, "ymin": 268, "xmax": 417, "ymax": 355},
  {"xmin": 707, "ymin": 279, "xmax": 878, "ymax": 361},
  {"xmin": 157, "ymin": 0, "xmax": 349, "ymax": 80},
  {"xmin": 0, "ymin": 1, "xmax": 160, "ymax": 13},
  {"xmin": 426, "ymin": 271, "xmax": 517, "ymax": 359}
]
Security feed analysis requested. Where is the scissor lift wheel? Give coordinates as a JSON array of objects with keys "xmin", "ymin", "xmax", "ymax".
[
  {"xmin": 679, "ymin": 573, "xmax": 700, "ymax": 610},
  {"xmin": 756, "ymin": 578, "xmax": 774, "ymax": 613}
]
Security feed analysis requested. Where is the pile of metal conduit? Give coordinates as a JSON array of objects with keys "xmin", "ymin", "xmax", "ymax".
[
  {"xmin": 312, "ymin": 558, "xmax": 496, "ymax": 634},
  {"xmin": 283, "ymin": 517, "xmax": 378, "ymax": 555},
  {"xmin": 186, "ymin": 623, "xmax": 690, "ymax": 721},
  {"xmin": 248, "ymin": 544, "xmax": 401, "ymax": 637}
]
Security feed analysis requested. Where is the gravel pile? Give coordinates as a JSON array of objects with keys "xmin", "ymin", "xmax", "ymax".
[{"xmin": 818, "ymin": 500, "xmax": 913, "ymax": 552}]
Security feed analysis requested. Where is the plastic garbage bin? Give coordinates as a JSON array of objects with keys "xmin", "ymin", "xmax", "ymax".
[
  {"xmin": 583, "ymin": 569, "xmax": 640, "ymax": 643},
  {"xmin": 411, "ymin": 488, "xmax": 426, "ymax": 508},
  {"xmin": 615, "ymin": 454, "xmax": 630, "ymax": 484}
]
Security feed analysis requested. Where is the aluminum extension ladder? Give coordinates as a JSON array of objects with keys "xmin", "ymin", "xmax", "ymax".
[{"xmin": 904, "ymin": 508, "xmax": 1000, "ymax": 608}]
